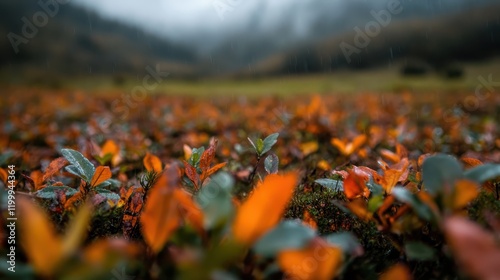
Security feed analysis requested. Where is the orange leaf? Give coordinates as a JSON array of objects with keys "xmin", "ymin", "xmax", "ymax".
[
  {"xmin": 377, "ymin": 158, "xmax": 409, "ymax": 194},
  {"xmin": 100, "ymin": 139, "xmax": 119, "ymax": 157},
  {"xmin": 396, "ymin": 143, "xmax": 408, "ymax": 159},
  {"xmin": 140, "ymin": 167, "xmax": 181, "ymax": 253},
  {"xmin": 64, "ymin": 191, "xmax": 83, "ymax": 210},
  {"xmin": 444, "ymin": 216, "xmax": 500, "ymax": 280},
  {"xmin": 183, "ymin": 144, "xmax": 192, "ymax": 161},
  {"xmin": 459, "ymin": 158, "xmax": 495, "ymax": 193},
  {"xmin": 232, "ymin": 172, "xmax": 299, "ymax": 245},
  {"xmin": 345, "ymin": 198, "xmax": 372, "ymax": 221},
  {"xmin": 61, "ymin": 202, "xmax": 93, "ymax": 256},
  {"xmin": 453, "ymin": 179, "xmax": 479, "ymax": 210},
  {"xmin": 90, "ymin": 166, "xmax": 112, "ymax": 187},
  {"xmin": 0, "ymin": 168, "xmax": 7, "ymax": 183},
  {"xmin": 331, "ymin": 135, "xmax": 367, "ymax": 156},
  {"xmin": 30, "ymin": 170, "xmax": 44, "ymax": 191},
  {"xmin": 174, "ymin": 189, "xmax": 204, "ymax": 236},
  {"xmin": 460, "ymin": 157, "xmax": 483, "ymax": 169},
  {"xmin": 300, "ymin": 141, "xmax": 319, "ymax": 157},
  {"xmin": 43, "ymin": 157, "xmax": 69, "ymax": 181},
  {"xmin": 417, "ymin": 153, "xmax": 431, "ymax": 169},
  {"xmin": 350, "ymin": 134, "xmax": 367, "ymax": 154},
  {"xmin": 380, "ymin": 149, "xmax": 400, "ymax": 163},
  {"xmin": 343, "ymin": 167, "xmax": 371, "ymax": 200},
  {"xmin": 331, "ymin": 138, "xmax": 347, "ymax": 155},
  {"xmin": 202, "ymin": 162, "xmax": 227, "ymax": 181},
  {"xmin": 143, "ymin": 152, "xmax": 162, "ymax": 173},
  {"xmin": 84, "ymin": 238, "xmax": 141, "ymax": 265},
  {"xmin": 303, "ymin": 210, "xmax": 317, "ymax": 230},
  {"xmin": 380, "ymin": 263, "xmax": 412, "ymax": 280},
  {"xmin": 100, "ymin": 139, "xmax": 122, "ymax": 166},
  {"xmin": 278, "ymin": 237, "xmax": 343, "ymax": 280},
  {"xmin": 18, "ymin": 198, "xmax": 63, "ymax": 276},
  {"xmin": 317, "ymin": 160, "xmax": 331, "ymax": 171}
]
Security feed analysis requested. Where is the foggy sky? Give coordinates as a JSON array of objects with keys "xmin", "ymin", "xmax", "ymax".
[{"xmin": 71, "ymin": 0, "xmax": 496, "ymax": 54}]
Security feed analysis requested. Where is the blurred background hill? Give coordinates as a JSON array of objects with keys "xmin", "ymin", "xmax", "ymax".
[{"xmin": 1, "ymin": 0, "xmax": 499, "ymax": 88}]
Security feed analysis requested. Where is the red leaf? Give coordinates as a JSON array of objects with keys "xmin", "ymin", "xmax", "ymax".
[
  {"xmin": 43, "ymin": 157, "xmax": 69, "ymax": 181},
  {"xmin": 184, "ymin": 161, "xmax": 199, "ymax": 190},
  {"xmin": 199, "ymin": 139, "xmax": 217, "ymax": 171},
  {"xmin": 343, "ymin": 167, "xmax": 371, "ymax": 200}
]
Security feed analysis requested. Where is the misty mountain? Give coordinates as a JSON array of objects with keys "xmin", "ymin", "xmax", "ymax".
[
  {"xmin": 1, "ymin": 0, "xmax": 499, "ymax": 80},
  {"xmin": 0, "ymin": 0, "xmax": 196, "ymax": 80},
  {"xmin": 201, "ymin": 0, "xmax": 500, "ymax": 76},
  {"xmin": 236, "ymin": 4, "xmax": 500, "ymax": 77}
]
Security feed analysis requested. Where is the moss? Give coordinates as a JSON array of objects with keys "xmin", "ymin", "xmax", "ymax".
[
  {"xmin": 88, "ymin": 204, "xmax": 124, "ymax": 240},
  {"xmin": 468, "ymin": 191, "xmax": 500, "ymax": 229}
]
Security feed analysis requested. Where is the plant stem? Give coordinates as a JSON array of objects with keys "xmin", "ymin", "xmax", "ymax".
[{"xmin": 248, "ymin": 155, "xmax": 261, "ymax": 183}]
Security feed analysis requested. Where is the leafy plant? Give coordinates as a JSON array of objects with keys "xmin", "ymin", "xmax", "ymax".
[
  {"xmin": 183, "ymin": 139, "xmax": 227, "ymax": 191},
  {"xmin": 248, "ymin": 132, "xmax": 279, "ymax": 158},
  {"xmin": 59, "ymin": 149, "xmax": 116, "ymax": 209}
]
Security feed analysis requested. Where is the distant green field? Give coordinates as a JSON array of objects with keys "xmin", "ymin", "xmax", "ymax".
[{"xmin": 5, "ymin": 58, "xmax": 500, "ymax": 97}]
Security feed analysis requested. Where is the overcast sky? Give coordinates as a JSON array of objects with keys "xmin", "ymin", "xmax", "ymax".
[
  {"xmin": 71, "ymin": 0, "xmax": 495, "ymax": 54},
  {"xmin": 72, "ymin": 0, "xmax": 346, "ymax": 48}
]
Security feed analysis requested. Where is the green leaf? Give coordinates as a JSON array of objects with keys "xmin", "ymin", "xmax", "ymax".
[
  {"xmin": 103, "ymin": 179, "xmax": 122, "ymax": 190},
  {"xmin": 0, "ymin": 258, "xmax": 35, "ymax": 279},
  {"xmin": 256, "ymin": 138, "xmax": 265, "ymax": 155},
  {"xmin": 253, "ymin": 221, "xmax": 316, "ymax": 257},
  {"xmin": 179, "ymin": 241, "xmax": 244, "ymax": 280},
  {"xmin": 367, "ymin": 195, "xmax": 384, "ymax": 213},
  {"xmin": 324, "ymin": 232, "xmax": 363, "ymax": 257},
  {"xmin": 94, "ymin": 153, "xmax": 113, "ymax": 166},
  {"xmin": 247, "ymin": 137, "xmax": 258, "ymax": 153},
  {"xmin": 35, "ymin": 186, "xmax": 78, "ymax": 199},
  {"xmin": 366, "ymin": 178, "xmax": 384, "ymax": 196},
  {"xmin": 464, "ymin": 164, "xmax": 500, "ymax": 183},
  {"xmin": 260, "ymin": 133, "xmax": 279, "ymax": 155},
  {"xmin": 404, "ymin": 242, "xmax": 435, "ymax": 261},
  {"xmin": 189, "ymin": 147, "xmax": 205, "ymax": 166},
  {"xmin": 65, "ymin": 165, "xmax": 84, "ymax": 178},
  {"xmin": 314, "ymin": 178, "xmax": 343, "ymax": 192},
  {"xmin": 0, "ymin": 151, "xmax": 14, "ymax": 166},
  {"xmin": 61, "ymin": 148, "xmax": 95, "ymax": 183},
  {"xmin": 94, "ymin": 189, "xmax": 120, "ymax": 202},
  {"xmin": 195, "ymin": 172, "xmax": 234, "ymax": 229},
  {"xmin": 264, "ymin": 154, "xmax": 279, "ymax": 174},
  {"xmin": 422, "ymin": 154, "xmax": 462, "ymax": 195},
  {"xmin": 392, "ymin": 187, "xmax": 434, "ymax": 222},
  {"xmin": 94, "ymin": 180, "xmax": 112, "ymax": 189}
]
